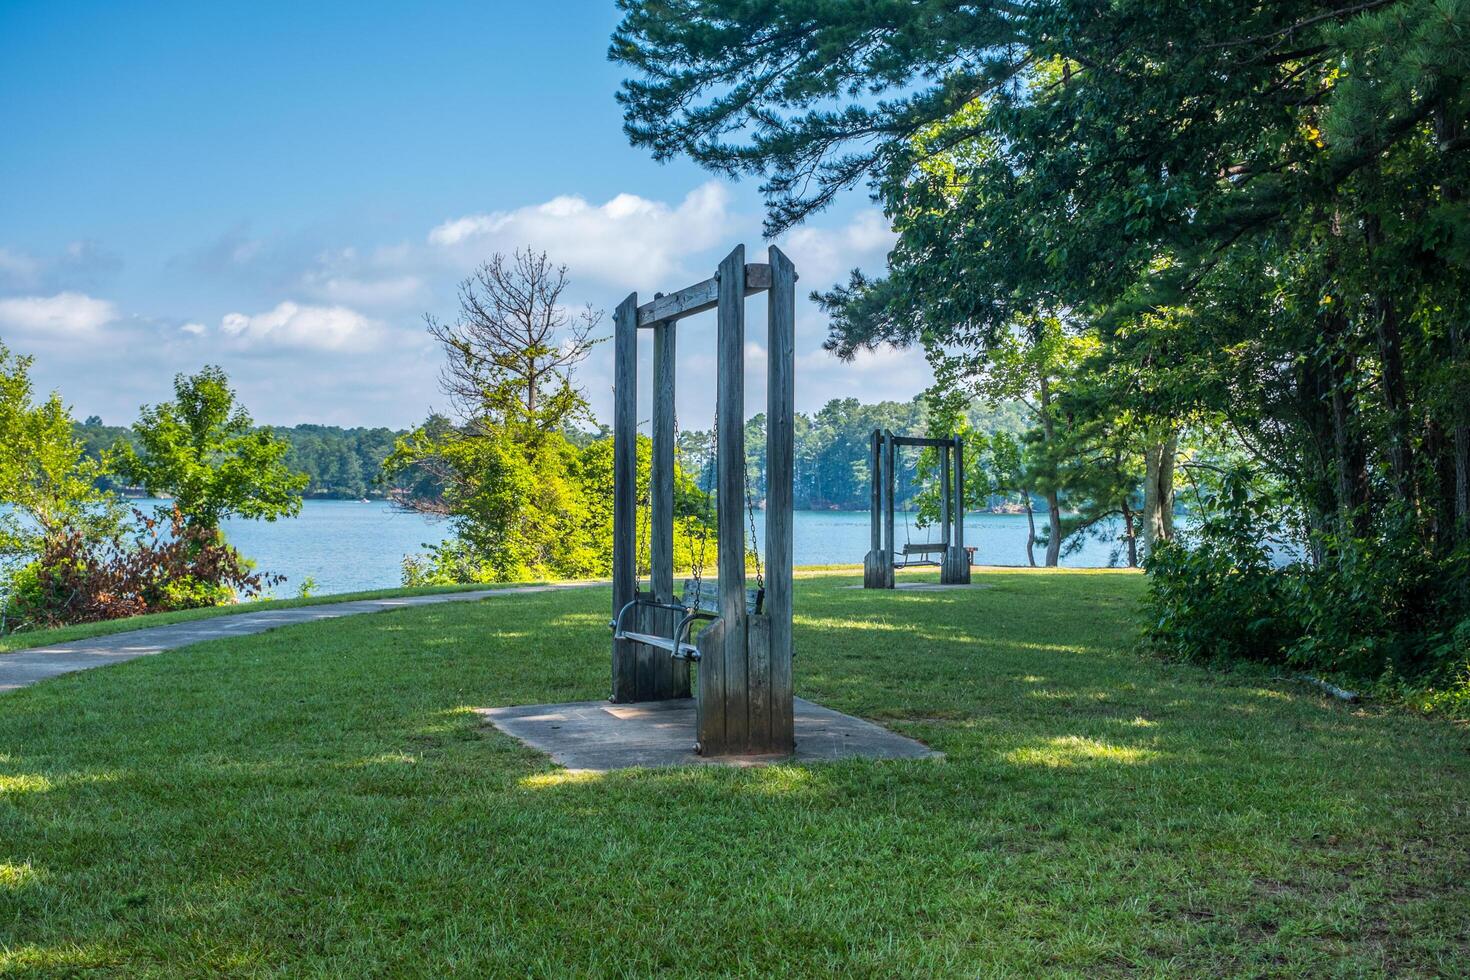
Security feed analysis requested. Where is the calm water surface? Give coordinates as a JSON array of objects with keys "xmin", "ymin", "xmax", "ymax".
[{"xmin": 190, "ymin": 501, "xmax": 1133, "ymax": 596}]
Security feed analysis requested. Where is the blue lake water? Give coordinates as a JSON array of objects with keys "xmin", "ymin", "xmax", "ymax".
[{"xmin": 190, "ymin": 501, "xmax": 1133, "ymax": 596}]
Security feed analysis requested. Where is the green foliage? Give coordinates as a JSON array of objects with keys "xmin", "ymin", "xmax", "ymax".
[
  {"xmin": 117, "ymin": 366, "xmax": 308, "ymax": 532},
  {"xmin": 615, "ymin": 0, "xmax": 1470, "ymax": 678},
  {"xmin": 0, "ymin": 341, "xmax": 121, "ymax": 560},
  {"xmin": 396, "ymin": 431, "xmax": 715, "ymax": 587},
  {"xmin": 76, "ymin": 418, "xmax": 432, "ymax": 501},
  {"xmin": 1146, "ymin": 472, "xmax": 1470, "ymax": 696},
  {"xmin": 1143, "ymin": 472, "xmax": 1296, "ymax": 665},
  {"xmin": 391, "ymin": 421, "xmax": 598, "ymax": 584},
  {"xmin": 679, "ymin": 396, "xmax": 1029, "ymax": 512},
  {"xmin": 276, "ymin": 424, "xmax": 414, "ymax": 499}
]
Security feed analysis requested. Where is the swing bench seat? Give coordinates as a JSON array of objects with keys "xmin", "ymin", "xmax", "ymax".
[
  {"xmin": 895, "ymin": 543, "xmax": 947, "ymax": 568},
  {"xmin": 610, "ymin": 579, "xmax": 764, "ymax": 663},
  {"xmin": 679, "ymin": 577, "xmax": 764, "ymax": 617}
]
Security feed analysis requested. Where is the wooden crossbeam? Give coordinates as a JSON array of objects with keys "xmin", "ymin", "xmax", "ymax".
[
  {"xmin": 891, "ymin": 435, "xmax": 957, "ymax": 448},
  {"xmin": 636, "ymin": 263, "xmax": 773, "ymax": 327}
]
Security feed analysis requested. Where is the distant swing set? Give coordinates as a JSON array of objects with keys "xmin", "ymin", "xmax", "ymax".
[
  {"xmin": 863, "ymin": 430, "xmax": 973, "ymax": 588},
  {"xmin": 608, "ymin": 244, "xmax": 797, "ymax": 758}
]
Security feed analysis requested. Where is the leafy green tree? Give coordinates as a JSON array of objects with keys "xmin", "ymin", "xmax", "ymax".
[
  {"xmin": 0, "ymin": 342, "xmax": 120, "ymax": 559},
  {"xmin": 118, "ymin": 366, "xmax": 307, "ymax": 533},
  {"xmin": 387, "ymin": 250, "xmax": 616, "ymax": 583},
  {"xmin": 968, "ymin": 431, "xmax": 1041, "ymax": 566},
  {"xmin": 614, "ymin": 0, "xmax": 1470, "ymax": 689}
]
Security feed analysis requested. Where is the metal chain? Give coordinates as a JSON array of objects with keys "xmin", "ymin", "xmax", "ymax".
[
  {"xmin": 746, "ymin": 479, "xmax": 764, "ymax": 591},
  {"xmin": 687, "ymin": 409, "xmax": 763, "ymax": 602},
  {"xmin": 689, "ymin": 410, "xmax": 714, "ymax": 608}
]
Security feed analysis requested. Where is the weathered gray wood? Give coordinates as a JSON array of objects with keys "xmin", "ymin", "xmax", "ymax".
[
  {"xmin": 693, "ymin": 616, "xmax": 725, "ymax": 755},
  {"xmin": 941, "ymin": 443, "xmax": 952, "ymax": 547},
  {"xmin": 864, "ymin": 429, "xmax": 884, "ymax": 588},
  {"xmin": 610, "ymin": 293, "xmax": 639, "ymax": 702},
  {"xmin": 713, "ymin": 245, "xmax": 749, "ymax": 754},
  {"xmin": 870, "ymin": 429, "xmax": 882, "ymax": 552},
  {"xmin": 892, "ymin": 435, "xmax": 959, "ymax": 448},
  {"xmin": 681, "ymin": 578, "xmax": 761, "ymax": 615},
  {"xmin": 764, "ymin": 244, "xmax": 796, "ymax": 752},
  {"xmin": 884, "ymin": 430, "xmax": 897, "ymax": 589},
  {"xmin": 635, "ymin": 263, "xmax": 773, "ymax": 327},
  {"xmin": 942, "ymin": 434, "xmax": 971, "ymax": 584},
  {"xmin": 954, "ymin": 435, "xmax": 966, "ymax": 553},
  {"xmin": 747, "ymin": 613, "xmax": 773, "ymax": 750},
  {"xmin": 649, "ymin": 319, "xmax": 689, "ymax": 697},
  {"xmin": 651, "ymin": 321, "xmax": 675, "ymax": 603}
]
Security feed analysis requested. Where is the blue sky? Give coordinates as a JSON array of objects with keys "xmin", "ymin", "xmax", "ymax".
[{"xmin": 0, "ymin": 0, "xmax": 927, "ymax": 428}]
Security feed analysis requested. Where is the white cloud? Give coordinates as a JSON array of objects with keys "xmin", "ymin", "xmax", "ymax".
[
  {"xmin": 0, "ymin": 291, "xmax": 118, "ymax": 335},
  {"xmin": 218, "ymin": 301, "xmax": 382, "ymax": 352},
  {"xmin": 427, "ymin": 181, "xmax": 736, "ymax": 284},
  {"xmin": 180, "ymin": 321, "xmax": 207, "ymax": 336},
  {"xmin": 779, "ymin": 209, "xmax": 894, "ymax": 290},
  {"xmin": 308, "ymin": 274, "xmax": 423, "ymax": 307}
]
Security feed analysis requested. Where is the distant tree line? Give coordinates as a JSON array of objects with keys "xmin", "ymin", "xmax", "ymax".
[
  {"xmin": 675, "ymin": 397, "xmax": 1029, "ymax": 512},
  {"xmin": 75, "ymin": 418, "xmax": 438, "ymax": 501}
]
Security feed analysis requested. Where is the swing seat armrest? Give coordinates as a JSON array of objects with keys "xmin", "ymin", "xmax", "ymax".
[
  {"xmin": 610, "ymin": 596, "xmax": 692, "ymax": 634},
  {"xmin": 671, "ymin": 610, "xmax": 719, "ymax": 661}
]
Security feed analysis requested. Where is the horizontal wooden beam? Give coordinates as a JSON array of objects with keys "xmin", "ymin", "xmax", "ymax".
[
  {"xmin": 891, "ymin": 435, "xmax": 960, "ymax": 449},
  {"xmin": 637, "ymin": 263, "xmax": 773, "ymax": 327}
]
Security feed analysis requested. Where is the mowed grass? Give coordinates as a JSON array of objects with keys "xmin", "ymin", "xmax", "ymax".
[
  {"xmin": 0, "ymin": 581, "xmax": 551, "ymax": 655},
  {"xmin": 1, "ymin": 569, "xmax": 1466, "ymax": 976}
]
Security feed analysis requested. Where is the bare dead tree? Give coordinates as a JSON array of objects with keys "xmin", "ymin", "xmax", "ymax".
[{"xmin": 426, "ymin": 248, "xmax": 603, "ymax": 431}]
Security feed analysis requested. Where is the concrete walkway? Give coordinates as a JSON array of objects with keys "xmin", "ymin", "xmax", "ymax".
[{"xmin": 0, "ymin": 583, "xmax": 599, "ymax": 694}]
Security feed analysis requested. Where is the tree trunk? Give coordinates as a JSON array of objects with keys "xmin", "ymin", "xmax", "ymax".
[
  {"xmin": 1023, "ymin": 492, "xmax": 1037, "ymax": 567},
  {"xmin": 1038, "ymin": 375, "xmax": 1062, "ymax": 567},
  {"xmin": 1436, "ymin": 101, "xmax": 1470, "ymax": 544},
  {"xmin": 1044, "ymin": 491, "xmax": 1062, "ymax": 567},
  {"xmin": 1141, "ymin": 432, "xmax": 1177, "ymax": 557},
  {"xmin": 1295, "ymin": 347, "xmax": 1339, "ymax": 563},
  {"xmin": 1449, "ymin": 319, "xmax": 1470, "ymax": 543},
  {"xmin": 1365, "ymin": 216, "xmax": 1414, "ymax": 502},
  {"xmin": 1324, "ymin": 308, "xmax": 1369, "ymax": 538},
  {"xmin": 1122, "ymin": 500, "xmax": 1137, "ymax": 568}
]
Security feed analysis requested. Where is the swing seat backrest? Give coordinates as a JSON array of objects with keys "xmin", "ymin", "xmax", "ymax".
[{"xmin": 681, "ymin": 578, "xmax": 763, "ymax": 616}]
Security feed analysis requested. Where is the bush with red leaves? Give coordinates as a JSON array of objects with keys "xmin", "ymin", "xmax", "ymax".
[{"xmin": 5, "ymin": 507, "xmax": 281, "ymax": 630}]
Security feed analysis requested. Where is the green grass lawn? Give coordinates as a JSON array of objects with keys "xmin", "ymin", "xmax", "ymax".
[{"xmin": 1, "ymin": 568, "xmax": 1466, "ymax": 975}]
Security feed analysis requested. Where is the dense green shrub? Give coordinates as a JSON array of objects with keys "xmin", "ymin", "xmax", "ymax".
[
  {"xmin": 1144, "ymin": 473, "xmax": 1470, "ymax": 714},
  {"xmin": 1143, "ymin": 472, "xmax": 1295, "ymax": 665}
]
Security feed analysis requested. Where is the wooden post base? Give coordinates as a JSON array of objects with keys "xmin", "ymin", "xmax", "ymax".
[
  {"xmin": 863, "ymin": 549, "xmax": 893, "ymax": 589},
  {"xmin": 694, "ymin": 614, "xmax": 795, "ymax": 757},
  {"xmin": 940, "ymin": 546, "xmax": 972, "ymax": 585}
]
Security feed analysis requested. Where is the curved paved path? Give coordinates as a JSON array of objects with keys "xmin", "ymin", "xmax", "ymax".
[{"xmin": 0, "ymin": 583, "xmax": 600, "ymax": 694}]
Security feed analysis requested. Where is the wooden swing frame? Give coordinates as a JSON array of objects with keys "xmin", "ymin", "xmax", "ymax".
[
  {"xmin": 863, "ymin": 430, "xmax": 973, "ymax": 588},
  {"xmin": 609, "ymin": 244, "xmax": 797, "ymax": 758}
]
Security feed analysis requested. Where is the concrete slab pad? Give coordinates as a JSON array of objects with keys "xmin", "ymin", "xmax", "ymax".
[{"xmin": 476, "ymin": 697, "xmax": 940, "ymax": 772}]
